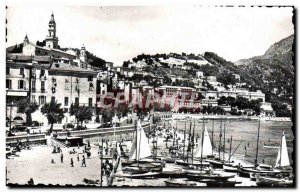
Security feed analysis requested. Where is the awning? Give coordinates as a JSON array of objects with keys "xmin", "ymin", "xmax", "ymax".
[{"xmin": 7, "ymin": 91, "xmax": 28, "ymax": 96}]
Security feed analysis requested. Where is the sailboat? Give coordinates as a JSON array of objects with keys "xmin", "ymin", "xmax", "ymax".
[
  {"xmin": 275, "ymin": 132, "xmax": 291, "ymax": 168},
  {"xmin": 255, "ymin": 132, "xmax": 293, "ymax": 186},
  {"xmin": 194, "ymin": 125, "xmax": 213, "ymax": 159},
  {"xmin": 121, "ymin": 120, "xmax": 163, "ymax": 173}
]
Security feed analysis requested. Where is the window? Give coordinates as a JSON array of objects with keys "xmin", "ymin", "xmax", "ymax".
[
  {"xmin": 88, "ymin": 98, "xmax": 92, "ymax": 107},
  {"xmin": 75, "ymin": 97, "xmax": 79, "ymax": 106},
  {"xmin": 20, "ymin": 68, "xmax": 24, "ymax": 75},
  {"xmin": 89, "ymin": 82, "xmax": 94, "ymax": 91},
  {"xmin": 32, "ymin": 80, "xmax": 36, "ymax": 91},
  {"xmin": 32, "ymin": 68, "xmax": 36, "ymax": 77},
  {"xmin": 39, "ymin": 96, "xmax": 46, "ymax": 105},
  {"xmin": 40, "ymin": 69, "xmax": 45, "ymax": 77},
  {"xmin": 6, "ymin": 79, "xmax": 11, "ymax": 89},
  {"xmin": 64, "ymin": 97, "xmax": 69, "ymax": 106},
  {"xmin": 41, "ymin": 81, "xmax": 45, "ymax": 92},
  {"xmin": 6, "ymin": 67, "xmax": 10, "ymax": 75},
  {"xmin": 65, "ymin": 79, "xmax": 69, "ymax": 90},
  {"xmin": 51, "ymin": 96, "xmax": 55, "ymax": 103},
  {"xmin": 18, "ymin": 80, "xmax": 26, "ymax": 89},
  {"xmin": 88, "ymin": 76, "xmax": 93, "ymax": 81},
  {"xmin": 32, "ymin": 95, "xmax": 36, "ymax": 102}
]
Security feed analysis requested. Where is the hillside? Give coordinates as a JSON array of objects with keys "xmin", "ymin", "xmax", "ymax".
[{"xmin": 234, "ymin": 34, "xmax": 294, "ymax": 104}]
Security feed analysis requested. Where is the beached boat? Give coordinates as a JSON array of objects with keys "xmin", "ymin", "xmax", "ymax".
[
  {"xmin": 256, "ymin": 175, "xmax": 293, "ymax": 187},
  {"xmin": 165, "ymin": 178, "xmax": 197, "ymax": 187},
  {"xmin": 115, "ymin": 171, "xmax": 160, "ymax": 179},
  {"xmin": 187, "ymin": 173, "xmax": 235, "ymax": 181},
  {"xmin": 223, "ymin": 164, "xmax": 239, "ymax": 172},
  {"xmin": 200, "ymin": 179, "xmax": 242, "ymax": 187},
  {"xmin": 175, "ymin": 160, "xmax": 210, "ymax": 167},
  {"xmin": 181, "ymin": 166, "xmax": 210, "ymax": 174},
  {"xmin": 122, "ymin": 120, "xmax": 164, "ymax": 174}
]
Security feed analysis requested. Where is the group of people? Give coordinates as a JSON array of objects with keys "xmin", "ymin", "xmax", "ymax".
[{"xmin": 51, "ymin": 143, "xmax": 88, "ymax": 167}]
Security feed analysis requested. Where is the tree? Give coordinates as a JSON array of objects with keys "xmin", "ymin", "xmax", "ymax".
[
  {"xmin": 41, "ymin": 100, "xmax": 64, "ymax": 134},
  {"xmin": 17, "ymin": 98, "xmax": 39, "ymax": 126},
  {"xmin": 69, "ymin": 104, "xmax": 93, "ymax": 128}
]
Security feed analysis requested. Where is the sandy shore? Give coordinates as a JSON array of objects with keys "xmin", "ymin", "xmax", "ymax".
[{"xmin": 7, "ymin": 130, "xmax": 258, "ymax": 187}]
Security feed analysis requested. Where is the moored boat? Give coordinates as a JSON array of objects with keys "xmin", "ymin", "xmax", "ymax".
[
  {"xmin": 256, "ymin": 175, "xmax": 293, "ymax": 187},
  {"xmin": 165, "ymin": 178, "xmax": 197, "ymax": 187}
]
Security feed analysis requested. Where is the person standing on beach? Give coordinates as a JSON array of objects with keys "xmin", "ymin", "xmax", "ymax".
[
  {"xmin": 81, "ymin": 155, "xmax": 86, "ymax": 167},
  {"xmin": 61, "ymin": 153, "xmax": 63, "ymax": 163},
  {"xmin": 70, "ymin": 158, "xmax": 74, "ymax": 167},
  {"xmin": 77, "ymin": 153, "xmax": 80, "ymax": 161}
]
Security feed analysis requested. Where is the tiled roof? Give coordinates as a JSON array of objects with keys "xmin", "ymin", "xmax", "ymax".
[
  {"xmin": 49, "ymin": 64, "xmax": 98, "ymax": 74},
  {"xmin": 7, "ymin": 54, "xmax": 32, "ymax": 61}
]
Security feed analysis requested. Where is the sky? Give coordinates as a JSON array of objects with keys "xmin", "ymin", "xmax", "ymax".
[{"xmin": 6, "ymin": 6, "xmax": 294, "ymax": 66}]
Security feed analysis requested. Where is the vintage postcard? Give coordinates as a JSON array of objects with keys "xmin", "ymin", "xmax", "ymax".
[{"xmin": 5, "ymin": 6, "xmax": 295, "ymax": 188}]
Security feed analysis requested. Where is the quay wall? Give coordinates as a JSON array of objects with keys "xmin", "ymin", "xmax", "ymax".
[
  {"xmin": 6, "ymin": 134, "xmax": 47, "ymax": 147},
  {"xmin": 56, "ymin": 123, "xmax": 150, "ymax": 139},
  {"xmin": 6, "ymin": 123, "xmax": 151, "ymax": 146}
]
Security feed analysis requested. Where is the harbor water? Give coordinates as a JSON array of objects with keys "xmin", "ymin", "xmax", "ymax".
[{"xmin": 172, "ymin": 119, "xmax": 294, "ymax": 166}]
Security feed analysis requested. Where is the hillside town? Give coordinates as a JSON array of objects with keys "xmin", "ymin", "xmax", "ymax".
[
  {"xmin": 6, "ymin": 13, "xmax": 292, "ymax": 132},
  {"xmin": 6, "ymin": 10, "xmax": 294, "ymax": 188}
]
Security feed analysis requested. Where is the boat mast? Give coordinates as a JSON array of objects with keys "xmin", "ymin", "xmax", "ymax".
[
  {"xmin": 228, "ymin": 135, "xmax": 232, "ymax": 162},
  {"xmin": 223, "ymin": 120, "xmax": 226, "ymax": 162},
  {"xmin": 135, "ymin": 120, "xmax": 138, "ymax": 162},
  {"xmin": 138, "ymin": 120, "xmax": 142, "ymax": 164},
  {"xmin": 192, "ymin": 119, "xmax": 195, "ymax": 164},
  {"xmin": 183, "ymin": 121, "xmax": 186, "ymax": 162},
  {"xmin": 200, "ymin": 116, "xmax": 204, "ymax": 172},
  {"xmin": 219, "ymin": 118, "xmax": 222, "ymax": 160},
  {"xmin": 187, "ymin": 119, "xmax": 192, "ymax": 163},
  {"xmin": 254, "ymin": 117, "xmax": 261, "ymax": 168},
  {"xmin": 279, "ymin": 131, "xmax": 284, "ymax": 167},
  {"xmin": 212, "ymin": 119, "xmax": 214, "ymax": 156}
]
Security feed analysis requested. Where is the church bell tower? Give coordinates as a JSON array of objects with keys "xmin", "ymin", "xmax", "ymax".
[{"xmin": 45, "ymin": 12, "xmax": 59, "ymax": 49}]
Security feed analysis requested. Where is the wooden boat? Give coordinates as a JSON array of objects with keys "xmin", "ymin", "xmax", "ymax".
[
  {"xmin": 160, "ymin": 156, "xmax": 181, "ymax": 163},
  {"xmin": 165, "ymin": 179, "xmax": 197, "ymax": 187},
  {"xmin": 223, "ymin": 164, "xmax": 239, "ymax": 172},
  {"xmin": 200, "ymin": 179, "xmax": 242, "ymax": 187},
  {"xmin": 121, "ymin": 120, "xmax": 164, "ymax": 174},
  {"xmin": 175, "ymin": 160, "xmax": 210, "ymax": 167},
  {"xmin": 181, "ymin": 166, "xmax": 210, "ymax": 174},
  {"xmin": 205, "ymin": 159, "xmax": 224, "ymax": 168},
  {"xmin": 121, "ymin": 159, "xmax": 165, "ymax": 167},
  {"xmin": 187, "ymin": 173, "xmax": 235, "ymax": 181},
  {"xmin": 114, "ymin": 172, "xmax": 160, "ymax": 179},
  {"xmin": 256, "ymin": 176, "xmax": 293, "ymax": 187},
  {"xmin": 241, "ymin": 132, "xmax": 293, "ymax": 179},
  {"xmin": 158, "ymin": 170, "xmax": 188, "ymax": 178}
]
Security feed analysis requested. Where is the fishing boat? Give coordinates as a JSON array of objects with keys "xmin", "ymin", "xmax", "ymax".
[
  {"xmin": 165, "ymin": 178, "xmax": 197, "ymax": 187},
  {"xmin": 181, "ymin": 166, "xmax": 210, "ymax": 174},
  {"xmin": 175, "ymin": 160, "xmax": 210, "ymax": 167},
  {"xmin": 256, "ymin": 175, "xmax": 293, "ymax": 187},
  {"xmin": 223, "ymin": 164, "xmax": 239, "ymax": 172},
  {"xmin": 200, "ymin": 179, "xmax": 242, "ymax": 187},
  {"xmin": 115, "ymin": 171, "xmax": 160, "ymax": 179},
  {"xmin": 187, "ymin": 172, "xmax": 236, "ymax": 181},
  {"xmin": 121, "ymin": 120, "xmax": 164, "ymax": 174}
]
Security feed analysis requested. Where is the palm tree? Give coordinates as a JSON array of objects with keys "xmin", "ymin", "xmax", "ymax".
[
  {"xmin": 69, "ymin": 104, "xmax": 93, "ymax": 129},
  {"xmin": 17, "ymin": 98, "xmax": 39, "ymax": 126},
  {"xmin": 41, "ymin": 100, "xmax": 64, "ymax": 134}
]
